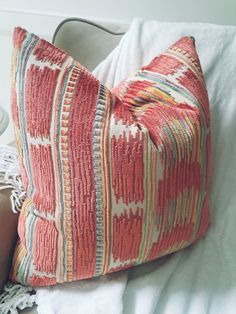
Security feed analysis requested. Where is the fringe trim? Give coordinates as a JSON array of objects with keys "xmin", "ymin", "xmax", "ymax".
[
  {"xmin": 0, "ymin": 145, "xmax": 26, "ymax": 213},
  {"xmin": 0, "ymin": 281, "xmax": 36, "ymax": 313},
  {"xmin": 0, "ymin": 146, "xmax": 36, "ymax": 311}
]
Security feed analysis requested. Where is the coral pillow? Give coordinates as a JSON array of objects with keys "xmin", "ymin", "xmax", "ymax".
[{"xmin": 10, "ymin": 27, "xmax": 211, "ymax": 287}]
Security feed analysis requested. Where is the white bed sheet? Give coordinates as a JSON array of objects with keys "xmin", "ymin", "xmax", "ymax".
[{"xmin": 35, "ymin": 18, "xmax": 236, "ymax": 314}]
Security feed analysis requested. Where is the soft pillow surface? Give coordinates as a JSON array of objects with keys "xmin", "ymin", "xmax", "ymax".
[{"xmin": 10, "ymin": 27, "xmax": 211, "ymax": 286}]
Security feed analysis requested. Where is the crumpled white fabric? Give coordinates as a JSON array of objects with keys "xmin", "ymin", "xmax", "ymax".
[
  {"xmin": 36, "ymin": 272, "xmax": 127, "ymax": 314},
  {"xmin": 34, "ymin": 18, "xmax": 236, "ymax": 314}
]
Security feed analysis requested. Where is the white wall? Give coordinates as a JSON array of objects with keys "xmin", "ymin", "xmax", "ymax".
[
  {"xmin": 0, "ymin": 0, "xmax": 235, "ymax": 144},
  {"xmin": 1, "ymin": 0, "xmax": 236, "ymax": 25}
]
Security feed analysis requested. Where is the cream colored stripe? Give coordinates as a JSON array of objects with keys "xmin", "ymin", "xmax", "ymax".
[{"xmin": 136, "ymin": 128, "xmax": 151, "ymax": 263}]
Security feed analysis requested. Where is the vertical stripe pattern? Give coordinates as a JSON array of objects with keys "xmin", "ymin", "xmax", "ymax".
[{"xmin": 10, "ymin": 29, "xmax": 211, "ymax": 286}]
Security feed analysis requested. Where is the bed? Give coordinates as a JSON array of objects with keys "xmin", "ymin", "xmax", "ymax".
[{"xmin": 1, "ymin": 15, "xmax": 236, "ymax": 314}]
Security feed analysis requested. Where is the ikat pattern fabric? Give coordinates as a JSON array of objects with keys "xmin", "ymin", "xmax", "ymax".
[{"xmin": 10, "ymin": 27, "xmax": 211, "ymax": 286}]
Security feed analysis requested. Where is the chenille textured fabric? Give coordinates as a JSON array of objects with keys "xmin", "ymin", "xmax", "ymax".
[{"xmin": 10, "ymin": 27, "xmax": 211, "ymax": 287}]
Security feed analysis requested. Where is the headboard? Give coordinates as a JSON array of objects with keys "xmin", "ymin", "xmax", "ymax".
[
  {"xmin": 53, "ymin": 9, "xmax": 236, "ymax": 71},
  {"xmin": 53, "ymin": 18, "xmax": 128, "ymax": 71}
]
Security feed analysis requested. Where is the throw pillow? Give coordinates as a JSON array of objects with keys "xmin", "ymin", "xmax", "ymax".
[{"xmin": 10, "ymin": 27, "xmax": 211, "ymax": 286}]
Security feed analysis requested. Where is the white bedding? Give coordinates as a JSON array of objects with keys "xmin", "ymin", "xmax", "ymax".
[{"xmin": 32, "ymin": 18, "xmax": 236, "ymax": 313}]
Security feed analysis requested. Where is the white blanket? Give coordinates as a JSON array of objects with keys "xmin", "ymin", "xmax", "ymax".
[{"xmin": 35, "ymin": 18, "xmax": 236, "ymax": 314}]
